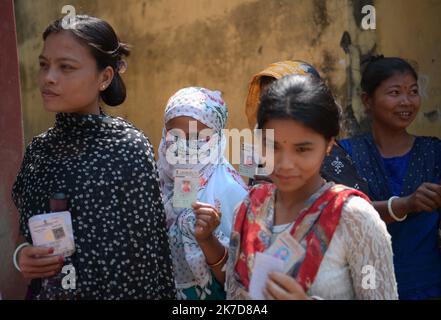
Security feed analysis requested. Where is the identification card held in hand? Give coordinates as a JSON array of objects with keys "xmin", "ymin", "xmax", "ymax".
[
  {"xmin": 265, "ymin": 230, "xmax": 306, "ymax": 273},
  {"xmin": 28, "ymin": 211, "xmax": 75, "ymax": 257},
  {"xmin": 172, "ymin": 169, "xmax": 199, "ymax": 208}
]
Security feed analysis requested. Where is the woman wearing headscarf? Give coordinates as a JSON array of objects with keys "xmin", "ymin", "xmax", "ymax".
[
  {"xmin": 245, "ymin": 61, "xmax": 369, "ymax": 193},
  {"xmin": 157, "ymin": 87, "xmax": 248, "ymax": 300}
]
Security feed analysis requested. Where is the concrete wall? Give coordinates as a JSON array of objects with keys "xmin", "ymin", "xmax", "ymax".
[
  {"xmin": 375, "ymin": 0, "xmax": 441, "ymax": 138},
  {"xmin": 14, "ymin": 0, "xmax": 355, "ymax": 150},
  {"xmin": 14, "ymin": 0, "xmax": 441, "ymax": 148},
  {"xmin": 14, "ymin": 0, "xmax": 441, "ymax": 150}
]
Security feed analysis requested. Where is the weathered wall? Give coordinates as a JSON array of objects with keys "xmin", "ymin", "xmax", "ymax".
[
  {"xmin": 14, "ymin": 0, "xmax": 354, "ymax": 151},
  {"xmin": 375, "ymin": 0, "xmax": 441, "ymax": 138},
  {"xmin": 4, "ymin": 0, "xmax": 441, "ymax": 299},
  {"xmin": 13, "ymin": 0, "xmax": 441, "ymax": 149}
]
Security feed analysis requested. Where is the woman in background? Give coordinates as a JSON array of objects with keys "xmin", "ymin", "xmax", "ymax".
[{"xmin": 340, "ymin": 56, "xmax": 441, "ymax": 299}]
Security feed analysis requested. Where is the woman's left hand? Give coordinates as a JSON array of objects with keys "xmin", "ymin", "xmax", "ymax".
[{"xmin": 263, "ymin": 272, "xmax": 312, "ymax": 300}]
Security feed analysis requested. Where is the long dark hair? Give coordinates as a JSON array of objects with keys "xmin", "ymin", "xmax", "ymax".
[
  {"xmin": 43, "ymin": 15, "xmax": 130, "ymax": 106},
  {"xmin": 257, "ymin": 74, "xmax": 341, "ymax": 140},
  {"xmin": 361, "ymin": 55, "xmax": 418, "ymax": 96}
]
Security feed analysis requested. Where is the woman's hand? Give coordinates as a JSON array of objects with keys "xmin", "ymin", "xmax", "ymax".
[
  {"xmin": 192, "ymin": 202, "xmax": 221, "ymax": 244},
  {"xmin": 404, "ymin": 182, "xmax": 441, "ymax": 213},
  {"xmin": 263, "ymin": 272, "xmax": 311, "ymax": 300},
  {"xmin": 18, "ymin": 246, "xmax": 64, "ymax": 279}
]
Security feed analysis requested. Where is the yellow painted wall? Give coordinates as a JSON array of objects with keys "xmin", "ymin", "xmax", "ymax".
[
  {"xmin": 376, "ymin": 0, "xmax": 441, "ymax": 138},
  {"xmin": 14, "ymin": 0, "xmax": 441, "ymax": 154},
  {"xmin": 14, "ymin": 0, "xmax": 353, "ymax": 154}
]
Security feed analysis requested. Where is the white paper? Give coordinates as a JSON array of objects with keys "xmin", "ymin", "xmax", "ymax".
[{"xmin": 249, "ymin": 252, "xmax": 284, "ymax": 300}]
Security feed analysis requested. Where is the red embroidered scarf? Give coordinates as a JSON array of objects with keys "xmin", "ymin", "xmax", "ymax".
[{"xmin": 233, "ymin": 183, "xmax": 371, "ymax": 292}]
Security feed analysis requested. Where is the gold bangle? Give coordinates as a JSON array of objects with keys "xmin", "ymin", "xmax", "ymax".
[{"xmin": 207, "ymin": 247, "xmax": 228, "ymax": 268}]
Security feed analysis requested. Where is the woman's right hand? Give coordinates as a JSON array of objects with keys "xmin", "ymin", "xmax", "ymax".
[
  {"xmin": 18, "ymin": 246, "xmax": 64, "ymax": 279},
  {"xmin": 192, "ymin": 202, "xmax": 221, "ymax": 244},
  {"xmin": 404, "ymin": 182, "xmax": 441, "ymax": 213}
]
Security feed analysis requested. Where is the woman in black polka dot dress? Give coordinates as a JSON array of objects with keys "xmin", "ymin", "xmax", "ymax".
[{"xmin": 11, "ymin": 16, "xmax": 176, "ymax": 299}]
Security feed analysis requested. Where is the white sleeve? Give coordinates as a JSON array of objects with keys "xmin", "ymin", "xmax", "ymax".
[{"xmin": 341, "ymin": 196, "xmax": 399, "ymax": 300}]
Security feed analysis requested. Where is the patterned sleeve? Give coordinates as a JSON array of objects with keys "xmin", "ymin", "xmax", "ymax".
[
  {"xmin": 320, "ymin": 143, "xmax": 370, "ymax": 195},
  {"xmin": 341, "ymin": 196, "xmax": 398, "ymax": 300},
  {"xmin": 11, "ymin": 137, "xmax": 38, "ymax": 241},
  {"xmin": 338, "ymin": 139, "xmax": 353, "ymax": 157}
]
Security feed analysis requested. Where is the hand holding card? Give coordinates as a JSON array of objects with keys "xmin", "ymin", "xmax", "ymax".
[
  {"xmin": 28, "ymin": 211, "xmax": 75, "ymax": 257},
  {"xmin": 17, "ymin": 245, "xmax": 64, "ymax": 280},
  {"xmin": 192, "ymin": 201, "xmax": 221, "ymax": 243},
  {"xmin": 264, "ymin": 271, "xmax": 310, "ymax": 300}
]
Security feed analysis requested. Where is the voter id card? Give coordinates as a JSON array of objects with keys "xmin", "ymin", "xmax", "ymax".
[
  {"xmin": 239, "ymin": 143, "xmax": 258, "ymax": 178},
  {"xmin": 265, "ymin": 230, "xmax": 306, "ymax": 273},
  {"xmin": 28, "ymin": 211, "xmax": 75, "ymax": 257},
  {"xmin": 172, "ymin": 169, "xmax": 199, "ymax": 208}
]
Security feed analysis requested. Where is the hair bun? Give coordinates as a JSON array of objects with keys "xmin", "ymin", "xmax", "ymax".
[
  {"xmin": 117, "ymin": 42, "xmax": 131, "ymax": 57},
  {"xmin": 360, "ymin": 54, "xmax": 384, "ymax": 75},
  {"xmin": 361, "ymin": 54, "xmax": 384, "ymax": 66}
]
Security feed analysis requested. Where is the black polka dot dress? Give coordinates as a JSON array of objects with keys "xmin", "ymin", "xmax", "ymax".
[{"xmin": 12, "ymin": 111, "xmax": 176, "ymax": 299}]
